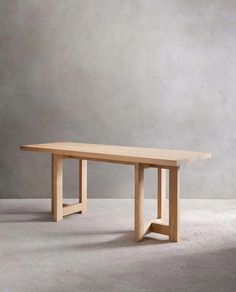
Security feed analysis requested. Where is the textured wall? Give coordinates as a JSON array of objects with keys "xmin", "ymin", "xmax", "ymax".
[{"xmin": 1, "ymin": 0, "xmax": 236, "ymax": 198}]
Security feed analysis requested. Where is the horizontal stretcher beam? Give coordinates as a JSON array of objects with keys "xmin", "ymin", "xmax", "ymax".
[
  {"xmin": 63, "ymin": 203, "xmax": 83, "ymax": 216},
  {"xmin": 143, "ymin": 219, "xmax": 170, "ymax": 237},
  {"xmin": 150, "ymin": 222, "xmax": 170, "ymax": 236}
]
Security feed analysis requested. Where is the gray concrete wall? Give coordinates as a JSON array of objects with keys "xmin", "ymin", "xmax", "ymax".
[{"xmin": 1, "ymin": 0, "xmax": 235, "ymax": 199}]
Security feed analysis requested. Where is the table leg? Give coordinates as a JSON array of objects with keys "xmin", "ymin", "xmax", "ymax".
[
  {"xmin": 79, "ymin": 160, "xmax": 87, "ymax": 214},
  {"xmin": 135, "ymin": 163, "xmax": 144, "ymax": 241},
  {"xmin": 51, "ymin": 154, "xmax": 54, "ymax": 215},
  {"xmin": 157, "ymin": 168, "xmax": 167, "ymax": 219},
  {"xmin": 169, "ymin": 166, "xmax": 180, "ymax": 242},
  {"xmin": 52, "ymin": 154, "xmax": 63, "ymax": 222}
]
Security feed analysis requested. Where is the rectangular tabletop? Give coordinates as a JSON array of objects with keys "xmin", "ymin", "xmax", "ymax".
[{"xmin": 20, "ymin": 142, "xmax": 211, "ymax": 167}]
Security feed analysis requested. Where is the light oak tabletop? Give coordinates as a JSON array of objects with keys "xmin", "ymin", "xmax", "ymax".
[{"xmin": 20, "ymin": 142, "xmax": 211, "ymax": 167}]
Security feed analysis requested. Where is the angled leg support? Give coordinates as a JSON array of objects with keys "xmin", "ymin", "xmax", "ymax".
[{"xmin": 134, "ymin": 165, "xmax": 180, "ymax": 242}]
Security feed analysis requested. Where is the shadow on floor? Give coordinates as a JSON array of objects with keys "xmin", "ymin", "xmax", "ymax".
[
  {"xmin": 0, "ymin": 209, "xmax": 171, "ymax": 248},
  {"xmin": 0, "ymin": 211, "xmax": 53, "ymax": 222}
]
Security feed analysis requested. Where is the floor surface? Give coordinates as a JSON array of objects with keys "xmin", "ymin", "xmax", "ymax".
[{"xmin": 0, "ymin": 199, "xmax": 236, "ymax": 292}]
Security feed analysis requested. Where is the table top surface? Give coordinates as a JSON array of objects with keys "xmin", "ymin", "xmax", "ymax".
[{"xmin": 20, "ymin": 142, "xmax": 211, "ymax": 167}]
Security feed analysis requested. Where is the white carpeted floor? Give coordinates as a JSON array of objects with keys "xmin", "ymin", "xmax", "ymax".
[{"xmin": 0, "ymin": 199, "xmax": 235, "ymax": 292}]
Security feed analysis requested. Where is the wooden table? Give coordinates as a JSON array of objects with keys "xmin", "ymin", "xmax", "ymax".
[{"xmin": 20, "ymin": 142, "xmax": 211, "ymax": 242}]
